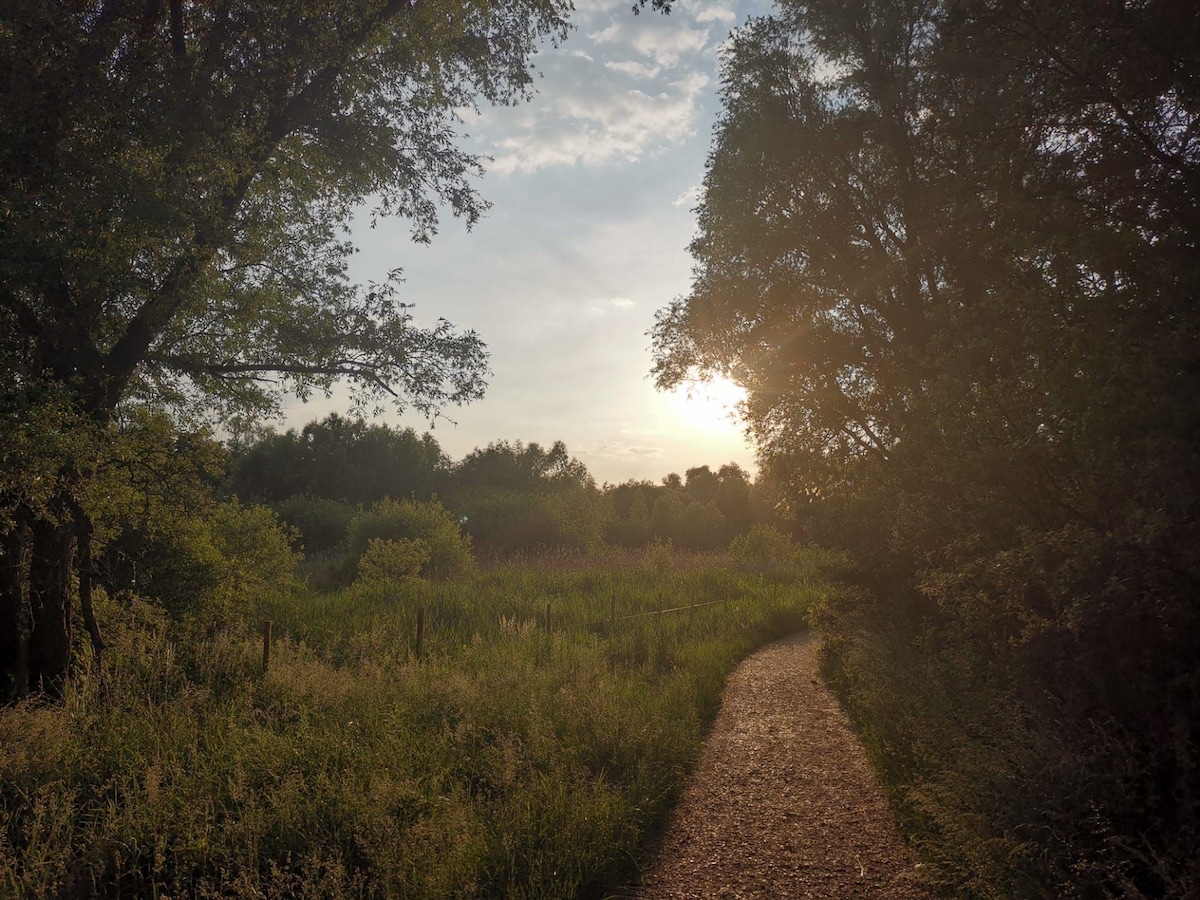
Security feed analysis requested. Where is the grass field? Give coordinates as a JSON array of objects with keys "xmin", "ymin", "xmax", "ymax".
[{"xmin": 0, "ymin": 547, "xmax": 823, "ymax": 898}]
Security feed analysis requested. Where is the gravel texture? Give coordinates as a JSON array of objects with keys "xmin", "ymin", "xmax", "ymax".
[{"xmin": 633, "ymin": 632, "xmax": 931, "ymax": 899}]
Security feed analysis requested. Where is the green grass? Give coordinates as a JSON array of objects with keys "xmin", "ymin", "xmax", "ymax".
[{"xmin": 0, "ymin": 550, "xmax": 821, "ymax": 898}]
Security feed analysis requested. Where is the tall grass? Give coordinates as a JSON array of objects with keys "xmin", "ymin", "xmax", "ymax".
[{"xmin": 1, "ymin": 551, "xmax": 819, "ymax": 898}]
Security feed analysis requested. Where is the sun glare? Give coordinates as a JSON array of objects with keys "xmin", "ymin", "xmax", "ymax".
[{"xmin": 671, "ymin": 375, "xmax": 748, "ymax": 432}]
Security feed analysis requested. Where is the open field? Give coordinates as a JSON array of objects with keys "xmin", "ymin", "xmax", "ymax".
[{"xmin": 0, "ymin": 550, "xmax": 822, "ymax": 898}]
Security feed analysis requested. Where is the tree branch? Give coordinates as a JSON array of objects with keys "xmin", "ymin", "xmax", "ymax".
[
  {"xmin": 101, "ymin": 1, "xmax": 417, "ymax": 410},
  {"xmin": 154, "ymin": 354, "xmax": 400, "ymax": 396}
]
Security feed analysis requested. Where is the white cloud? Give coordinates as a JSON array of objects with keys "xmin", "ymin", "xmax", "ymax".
[
  {"xmin": 672, "ymin": 184, "xmax": 701, "ymax": 208},
  {"xmin": 588, "ymin": 21, "xmax": 710, "ymax": 68},
  {"xmin": 611, "ymin": 297, "xmax": 635, "ymax": 308},
  {"xmin": 487, "ymin": 71, "xmax": 710, "ymax": 174},
  {"xmin": 594, "ymin": 440, "xmax": 665, "ymax": 458},
  {"xmin": 604, "ymin": 59, "xmax": 662, "ymax": 79},
  {"xmin": 693, "ymin": 5, "xmax": 737, "ymax": 24}
]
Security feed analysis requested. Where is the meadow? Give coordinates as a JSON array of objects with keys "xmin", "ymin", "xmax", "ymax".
[{"xmin": 0, "ymin": 546, "xmax": 822, "ymax": 898}]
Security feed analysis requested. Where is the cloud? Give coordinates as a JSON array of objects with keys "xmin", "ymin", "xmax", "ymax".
[
  {"xmin": 672, "ymin": 184, "xmax": 701, "ymax": 208},
  {"xmin": 594, "ymin": 440, "xmax": 665, "ymax": 458},
  {"xmin": 465, "ymin": 2, "xmax": 725, "ymax": 175},
  {"xmin": 693, "ymin": 5, "xmax": 737, "ymax": 24},
  {"xmin": 487, "ymin": 71, "xmax": 710, "ymax": 174},
  {"xmin": 589, "ymin": 21, "xmax": 710, "ymax": 69},
  {"xmin": 611, "ymin": 297, "xmax": 635, "ymax": 309},
  {"xmin": 604, "ymin": 59, "xmax": 662, "ymax": 79}
]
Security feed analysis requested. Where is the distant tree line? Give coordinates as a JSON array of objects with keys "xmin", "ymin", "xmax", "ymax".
[{"xmin": 226, "ymin": 413, "xmax": 779, "ymax": 563}]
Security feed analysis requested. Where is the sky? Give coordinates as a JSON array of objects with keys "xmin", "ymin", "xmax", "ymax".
[{"xmin": 282, "ymin": 0, "xmax": 772, "ymax": 486}]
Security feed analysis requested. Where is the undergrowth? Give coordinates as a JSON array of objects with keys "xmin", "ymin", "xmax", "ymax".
[{"xmin": 0, "ymin": 550, "xmax": 821, "ymax": 898}]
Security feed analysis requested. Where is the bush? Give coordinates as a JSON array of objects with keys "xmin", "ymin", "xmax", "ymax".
[
  {"xmin": 641, "ymin": 539, "xmax": 674, "ymax": 575},
  {"xmin": 100, "ymin": 498, "xmax": 298, "ymax": 629},
  {"xmin": 356, "ymin": 538, "xmax": 429, "ymax": 585},
  {"xmin": 728, "ymin": 525, "xmax": 797, "ymax": 575},
  {"xmin": 345, "ymin": 499, "xmax": 473, "ymax": 581},
  {"xmin": 193, "ymin": 500, "xmax": 301, "ymax": 628},
  {"xmin": 450, "ymin": 486, "xmax": 608, "ymax": 555}
]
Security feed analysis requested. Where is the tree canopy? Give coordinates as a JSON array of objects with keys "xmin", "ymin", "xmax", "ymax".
[
  {"xmin": 653, "ymin": 0, "xmax": 1200, "ymax": 890},
  {"xmin": 1, "ymin": 0, "xmax": 574, "ymax": 421},
  {"xmin": 229, "ymin": 413, "xmax": 448, "ymax": 504}
]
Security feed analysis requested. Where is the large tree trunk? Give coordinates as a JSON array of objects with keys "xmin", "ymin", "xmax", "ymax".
[
  {"xmin": 0, "ymin": 377, "xmax": 113, "ymax": 701},
  {"xmin": 26, "ymin": 506, "xmax": 76, "ymax": 695},
  {"xmin": 0, "ymin": 507, "xmax": 31, "ymax": 700}
]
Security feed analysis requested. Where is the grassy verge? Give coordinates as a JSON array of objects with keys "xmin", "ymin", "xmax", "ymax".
[{"xmin": 1, "ymin": 551, "xmax": 820, "ymax": 898}]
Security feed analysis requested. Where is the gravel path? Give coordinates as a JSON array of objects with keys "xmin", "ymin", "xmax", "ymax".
[{"xmin": 634, "ymin": 633, "xmax": 931, "ymax": 899}]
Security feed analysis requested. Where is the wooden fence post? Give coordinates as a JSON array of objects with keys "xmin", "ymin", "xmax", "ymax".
[
  {"xmin": 262, "ymin": 620, "xmax": 272, "ymax": 674},
  {"xmin": 415, "ymin": 607, "xmax": 426, "ymax": 658}
]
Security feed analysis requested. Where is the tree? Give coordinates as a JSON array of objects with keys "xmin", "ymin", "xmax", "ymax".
[
  {"xmin": 0, "ymin": 0, "xmax": 571, "ymax": 693},
  {"xmin": 228, "ymin": 413, "xmax": 449, "ymax": 505},
  {"xmin": 653, "ymin": 0, "xmax": 1200, "ymax": 888},
  {"xmin": 446, "ymin": 440, "xmax": 606, "ymax": 554},
  {"xmin": 604, "ymin": 480, "xmax": 656, "ymax": 547}
]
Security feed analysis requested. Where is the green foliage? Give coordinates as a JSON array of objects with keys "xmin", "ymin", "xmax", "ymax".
[
  {"xmin": 728, "ymin": 525, "xmax": 797, "ymax": 575},
  {"xmin": 452, "ymin": 440, "xmax": 591, "ymax": 494},
  {"xmin": 230, "ymin": 415, "xmax": 448, "ymax": 506},
  {"xmin": 0, "ymin": 557, "xmax": 817, "ymax": 897},
  {"xmin": 446, "ymin": 441, "xmax": 608, "ymax": 555},
  {"xmin": 201, "ymin": 500, "xmax": 301, "ymax": 625},
  {"xmin": 680, "ymin": 499, "xmax": 727, "ymax": 551},
  {"xmin": 604, "ymin": 481, "xmax": 655, "ymax": 547},
  {"xmin": 345, "ymin": 499, "xmax": 473, "ymax": 581},
  {"xmin": 650, "ymin": 490, "xmax": 686, "ymax": 543},
  {"xmin": 356, "ymin": 538, "xmax": 429, "ymax": 586},
  {"xmin": 105, "ymin": 497, "xmax": 299, "ymax": 630},
  {"xmin": 88, "ymin": 412, "xmax": 295, "ymax": 629},
  {"xmin": 604, "ymin": 467, "xmax": 756, "ymax": 550}
]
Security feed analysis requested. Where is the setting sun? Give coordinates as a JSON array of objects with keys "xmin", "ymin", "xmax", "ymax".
[{"xmin": 671, "ymin": 375, "xmax": 748, "ymax": 432}]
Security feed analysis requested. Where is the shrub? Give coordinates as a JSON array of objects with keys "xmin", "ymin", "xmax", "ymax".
[
  {"xmin": 345, "ymin": 499, "xmax": 473, "ymax": 581},
  {"xmin": 356, "ymin": 538, "xmax": 429, "ymax": 585},
  {"xmin": 728, "ymin": 525, "xmax": 797, "ymax": 575},
  {"xmin": 194, "ymin": 500, "xmax": 300, "ymax": 628},
  {"xmin": 100, "ymin": 498, "xmax": 298, "ymax": 629},
  {"xmin": 641, "ymin": 539, "xmax": 674, "ymax": 575},
  {"xmin": 450, "ymin": 485, "xmax": 608, "ymax": 555}
]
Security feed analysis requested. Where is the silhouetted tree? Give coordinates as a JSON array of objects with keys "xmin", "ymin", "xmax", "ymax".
[
  {"xmin": 229, "ymin": 414, "xmax": 448, "ymax": 505},
  {"xmin": 652, "ymin": 0, "xmax": 1200, "ymax": 889},
  {"xmin": 446, "ymin": 440, "xmax": 606, "ymax": 554}
]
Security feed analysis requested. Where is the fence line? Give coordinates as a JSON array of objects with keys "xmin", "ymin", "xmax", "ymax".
[
  {"xmin": 263, "ymin": 593, "xmax": 746, "ymax": 675},
  {"xmin": 581, "ymin": 596, "xmax": 732, "ymax": 630}
]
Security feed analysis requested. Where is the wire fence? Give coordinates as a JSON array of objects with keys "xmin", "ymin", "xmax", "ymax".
[{"xmin": 262, "ymin": 592, "xmax": 741, "ymax": 672}]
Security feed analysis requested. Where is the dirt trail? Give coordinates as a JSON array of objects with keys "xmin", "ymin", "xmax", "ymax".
[{"xmin": 634, "ymin": 633, "xmax": 931, "ymax": 899}]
